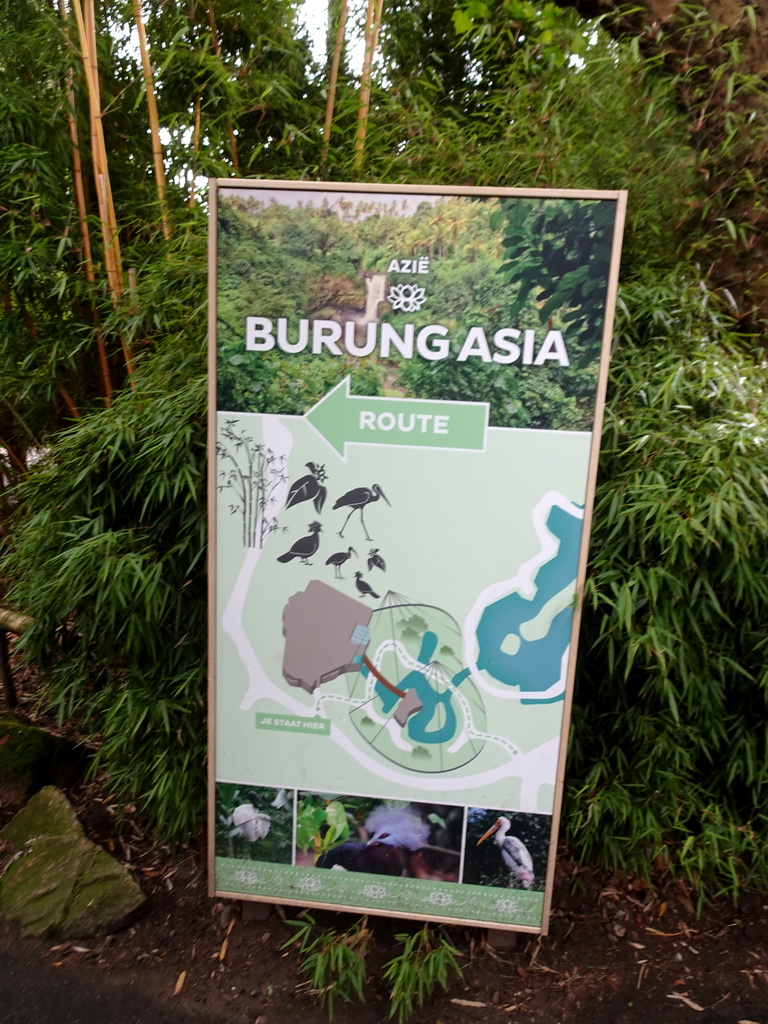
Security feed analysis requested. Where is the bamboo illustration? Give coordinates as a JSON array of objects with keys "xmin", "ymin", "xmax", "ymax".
[
  {"xmin": 217, "ymin": 422, "xmax": 287, "ymax": 548},
  {"xmin": 131, "ymin": 0, "xmax": 171, "ymax": 240}
]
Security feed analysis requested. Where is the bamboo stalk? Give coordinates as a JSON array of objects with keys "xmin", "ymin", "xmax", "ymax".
[
  {"xmin": 0, "ymin": 630, "xmax": 19, "ymax": 709},
  {"xmin": 0, "ymin": 435, "xmax": 27, "ymax": 475},
  {"xmin": 0, "ymin": 609, "xmax": 34, "ymax": 634},
  {"xmin": 354, "ymin": 0, "xmax": 384, "ymax": 168},
  {"xmin": 189, "ymin": 93, "xmax": 201, "ymax": 207},
  {"xmin": 227, "ymin": 124, "xmax": 241, "ymax": 174},
  {"xmin": 58, "ymin": 383, "xmax": 82, "ymax": 420},
  {"xmin": 72, "ymin": 0, "xmax": 124, "ymax": 304},
  {"xmin": 321, "ymin": 0, "xmax": 348, "ymax": 174},
  {"xmin": 207, "ymin": 4, "xmax": 240, "ymax": 174},
  {"xmin": 72, "ymin": 0, "xmax": 137, "ymax": 384},
  {"xmin": 59, "ymin": 0, "xmax": 113, "ymax": 407},
  {"xmin": 131, "ymin": 0, "xmax": 171, "ymax": 241}
]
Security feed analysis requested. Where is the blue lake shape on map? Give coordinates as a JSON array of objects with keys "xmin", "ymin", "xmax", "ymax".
[
  {"xmin": 369, "ymin": 631, "xmax": 470, "ymax": 745},
  {"xmin": 475, "ymin": 503, "xmax": 583, "ymax": 704}
]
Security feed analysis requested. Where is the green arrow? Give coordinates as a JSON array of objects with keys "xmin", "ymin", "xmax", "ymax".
[{"xmin": 305, "ymin": 376, "xmax": 488, "ymax": 459}]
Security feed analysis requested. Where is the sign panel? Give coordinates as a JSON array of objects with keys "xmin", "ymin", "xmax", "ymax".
[{"xmin": 209, "ymin": 180, "xmax": 626, "ymax": 932}]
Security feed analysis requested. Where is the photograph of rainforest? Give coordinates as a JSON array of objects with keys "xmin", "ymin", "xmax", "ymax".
[{"xmin": 217, "ymin": 188, "xmax": 617, "ymax": 431}]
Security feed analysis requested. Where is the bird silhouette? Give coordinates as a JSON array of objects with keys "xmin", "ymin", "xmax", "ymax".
[
  {"xmin": 228, "ymin": 790, "xmax": 271, "ymax": 856},
  {"xmin": 285, "ymin": 463, "xmax": 327, "ymax": 514},
  {"xmin": 333, "ymin": 484, "xmax": 390, "ymax": 540},
  {"xmin": 477, "ymin": 816, "xmax": 535, "ymax": 889},
  {"xmin": 367, "ymin": 548, "xmax": 386, "ymax": 572},
  {"xmin": 277, "ymin": 522, "xmax": 322, "ymax": 565},
  {"xmin": 354, "ymin": 571, "xmax": 380, "ymax": 600},
  {"xmin": 325, "ymin": 546, "xmax": 357, "ymax": 579}
]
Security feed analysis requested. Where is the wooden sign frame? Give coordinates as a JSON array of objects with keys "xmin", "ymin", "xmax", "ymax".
[{"xmin": 208, "ymin": 179, "xmax": 626, "ymax": 933}]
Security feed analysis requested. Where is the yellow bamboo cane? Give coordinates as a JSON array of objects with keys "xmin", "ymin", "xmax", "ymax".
[{"xmin": 131, "ymin": 0, "xmax": 171, "ymax": 241}]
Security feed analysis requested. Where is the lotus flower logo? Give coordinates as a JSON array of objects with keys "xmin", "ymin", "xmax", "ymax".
[{"xmin": 387, "ymin": 282, "xmax": 427, "ymax": 313}]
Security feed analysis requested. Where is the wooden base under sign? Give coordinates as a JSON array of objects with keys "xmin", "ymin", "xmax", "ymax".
[{"xmin": 486, "ymin": 928, "xmax": 520, "ymax": 951}]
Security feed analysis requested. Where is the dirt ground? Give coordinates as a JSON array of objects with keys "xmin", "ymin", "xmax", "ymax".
[
  {"xmin": 2, "ymin": 779, "xmax": 768, "ymax": 1024},
  {"xmin": 2, "ymin": 666, "xmax": 768, "ymax": 1024}
]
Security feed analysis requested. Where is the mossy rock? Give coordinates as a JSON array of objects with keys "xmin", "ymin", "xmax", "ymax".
[
  {"xmin": 1, "ymin": 784, "xmax": 82, "ymax": 849},
  {"xmin": 0, "ymin": 787, "xmax": 146, "ymax": 939}
]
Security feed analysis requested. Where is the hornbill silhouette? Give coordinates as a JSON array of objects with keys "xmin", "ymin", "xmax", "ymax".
[
  {"xmin": 367, "ymin": 548, "xmax": 386, "ymax": 572},
  {"xmin": 285, "ymin": 463, "xmax": 327, "ymax": 514},
  {"xmin": 333, "ymin": 484, "xmax": 390, "ymax": 541},
  {"xmin": 277, "ymin": 522, "xmax": 322, "ymax": 565}
]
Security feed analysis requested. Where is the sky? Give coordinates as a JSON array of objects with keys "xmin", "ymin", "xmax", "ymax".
[{"xmin": 300, "ymin": 0, "xmax": 365, "ymax": 72}]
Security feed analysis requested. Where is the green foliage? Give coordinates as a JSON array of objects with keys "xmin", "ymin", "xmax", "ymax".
[
  {"xmin": 295, "ymin": 795, "xmax": 351, "ymax": 856},
  {"xmin": 567, "ymin": 269, "xmax": 768, "ymax": 897},
  {"xmin": 3, "ymin": 0, "xmax": 768, "ymax": 895},
  {"xmin": 283, "ymin": 914, "xmax": 369, "ymax": 1021},
  {"xmin": 284, "ymin": 915, "xmax": 462, "ymax": 1023},
  {"xmin": 3, "ymin": 335, "xmax": 207, "ymax": 842},
  {"xmin": 382, "ymin": 925, "xmax": 463, "ymax": 1024}
]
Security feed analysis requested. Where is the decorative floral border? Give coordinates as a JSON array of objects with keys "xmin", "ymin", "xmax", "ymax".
[{"xmin": 215, "ymin": 857, "xmax": 544, "ymax": 929}]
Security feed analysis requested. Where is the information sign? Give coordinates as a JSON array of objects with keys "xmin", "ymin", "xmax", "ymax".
[{"xmin": 209, "ymin": 180, "xmax": 626, "ymax": 932}]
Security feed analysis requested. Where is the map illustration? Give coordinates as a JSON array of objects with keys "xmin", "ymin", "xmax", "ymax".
[{"xmin": 216, "ymin": 411, "xmax": 589, "ymax": 813}]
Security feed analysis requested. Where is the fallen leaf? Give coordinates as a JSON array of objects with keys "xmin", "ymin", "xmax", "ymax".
[
  {"xmin": 450, "ymin": 999, "xmax": 486, "ymax": 1008},
  {"xmin": 173, "ymin": 970, "xmax": 186, "ymax": 997},
  {"xmin": 659, "ymin": 901, "xmax": 668, "ymax": 918},
  {"xmin": 628, "ymin": 942, "xmax": 646, "ymax": 949},
  {"xmin": 226, "ymin": 917, "xmax": 236, "ymax": 937},
  {"xmin": 667, "ymin": 993, "xmax": 704, "ymax": 1011},
  {"xmin": 219, "ymin": 938, "xmax": 228, "ymax": 962},
  {"xmin": 646, "ymin": 927, "xmax": 683, "ymax": 937}
]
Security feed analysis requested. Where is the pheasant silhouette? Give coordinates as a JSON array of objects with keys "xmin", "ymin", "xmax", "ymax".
[
  {"xmin": 354, "ymin": 571, "xmax": 380, "ymax": 600},
  {"xmin": 277, "ymin": 522, "xmax": 322, "ymax": 565}
]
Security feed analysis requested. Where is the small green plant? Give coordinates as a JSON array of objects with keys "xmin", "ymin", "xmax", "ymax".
[
  {"xmin": 283, "ymin": 913, "xmax": 369, "ymax": 1021},
  {"xmin": 383, "ymin": 925, "xmax": 463, "ymax": 1024}
]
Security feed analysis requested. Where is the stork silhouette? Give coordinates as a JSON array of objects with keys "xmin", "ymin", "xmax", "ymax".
[{"xmin": 333, "ymin": 484, "xmax": 390, "ymax": 540}]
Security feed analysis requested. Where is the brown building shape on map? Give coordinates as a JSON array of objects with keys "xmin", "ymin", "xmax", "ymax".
[{"xmin": 282, "ymin": 580, "xmax": 374, "ymax": 694}]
